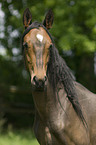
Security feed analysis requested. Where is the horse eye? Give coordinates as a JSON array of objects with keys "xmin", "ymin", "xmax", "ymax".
[
  {"xmin": 23, "ymin": 42, "xmax": 28, "ymax": 48},
  {"xmin": 49, "ymin": 44, "xmax": 53, "ymax": 48}
]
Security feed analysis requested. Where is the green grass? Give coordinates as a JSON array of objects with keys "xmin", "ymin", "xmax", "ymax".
[{"xmin": 0, "ymin": 129, "xmax": 40, "ymax": 145}]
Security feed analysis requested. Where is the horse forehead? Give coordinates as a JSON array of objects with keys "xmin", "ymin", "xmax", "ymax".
[
  {"xmin": 24, "ymin": 27, "xmax": 51, "ymax": 42},
  {"xmin": 36, "ymin": 34, "xmax": 43, "ymax": 42}
]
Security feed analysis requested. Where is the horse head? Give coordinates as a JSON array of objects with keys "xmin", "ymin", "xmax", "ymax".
[{"xmin": 22, "ymin": 8, "xmax": 54, "ymax": 90}]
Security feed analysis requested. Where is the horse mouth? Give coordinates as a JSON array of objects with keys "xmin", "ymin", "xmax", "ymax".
[
  {"xmin": 32, "ymin": 85, "xmax": 47, "ymax": 92},
  {"xmin": 31, "ymin": 82, "xmax": 47, "ymax": 91}
]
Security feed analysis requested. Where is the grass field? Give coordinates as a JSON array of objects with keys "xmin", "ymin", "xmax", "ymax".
[{"xmin": 0, "ymin": 129, "xmax": 40, "ymax": 145}]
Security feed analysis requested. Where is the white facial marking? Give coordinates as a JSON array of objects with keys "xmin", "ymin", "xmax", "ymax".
[{"xmin": 36, "ymin": 34, "xmax": 43, "ymax": 42}]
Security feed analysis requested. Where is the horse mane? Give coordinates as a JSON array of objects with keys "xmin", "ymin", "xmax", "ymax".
[
  {"xmin": 22, "ymin": 21, "xmax": 87, "ymax": 127},
  {"xmin": 48, "ymin": 44, "xmax": 87, "ymax": 127}
]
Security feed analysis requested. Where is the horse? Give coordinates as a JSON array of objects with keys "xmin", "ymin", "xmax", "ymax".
[{"xmin": 22, "ymin": 8, "xmax": 96, "ymax": 145}]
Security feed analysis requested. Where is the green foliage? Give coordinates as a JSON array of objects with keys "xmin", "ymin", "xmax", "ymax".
[
  {"xmin": 0, "ymin": 130, "xmax": 39, "ymax": 145},
  {"xmin": 0, "ymin": 0, "xmax": 96, "ymax": 128},
  {"xmin": 1, "ymin": 0, "xmax": 96, "ymax": 55},
  {"xmin": 53, "ymin": 0, "xmax": 96, "ymax": 53}
]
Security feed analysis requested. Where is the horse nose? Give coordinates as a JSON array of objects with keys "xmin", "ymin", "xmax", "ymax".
[{"xmin": 33, "ymin": 76, "xmax": 47, "ymax": 88}]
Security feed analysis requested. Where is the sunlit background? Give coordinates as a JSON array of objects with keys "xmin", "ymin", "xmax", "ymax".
[{"xmin": 0, "ymin": 0, "xmax": 96, "ymax": 144}]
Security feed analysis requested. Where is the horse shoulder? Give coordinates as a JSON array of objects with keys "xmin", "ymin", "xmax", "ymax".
[
  {"xmin": 74, "ymin": 81, "xmax": 96, "ymax": 114},
  {"xmin": 74, "ymin": 81, "xmax": 96, "ymax": 144},
  {"xmin": 48, "ymin": 86, "xmax": 90, "ymax": 144}
]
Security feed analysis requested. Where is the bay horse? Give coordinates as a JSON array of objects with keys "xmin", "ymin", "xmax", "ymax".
[{"xmin": 22, "ymin": 8, "xmax": 96, "ymax": 145}]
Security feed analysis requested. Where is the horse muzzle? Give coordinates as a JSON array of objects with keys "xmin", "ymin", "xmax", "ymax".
[{"xmin": 31, "ymin": 76, "xmax": 47, "ymax": 90}]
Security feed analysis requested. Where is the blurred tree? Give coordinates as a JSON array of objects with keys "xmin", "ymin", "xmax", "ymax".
[
  {"xmin": 0, "ymin": 0, "xmax": 96, "ymax": 127},
  {"xmin": 1, "ymin": 0, "xmax": 96, "ymax": 54}
]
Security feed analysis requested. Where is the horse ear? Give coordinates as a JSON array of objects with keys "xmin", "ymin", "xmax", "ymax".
[
  {"xmin": 23, "ymin": 8, "xmax": 32, "ymax": 29},
  {"xmin": 43, "ymin": 9, "xmax": 54, "ymax": 29}
]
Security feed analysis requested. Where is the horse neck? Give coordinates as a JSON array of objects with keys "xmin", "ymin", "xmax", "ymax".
[{"xmin": 32, "ymin": 80, "xmax": 69, "ymax": 121}]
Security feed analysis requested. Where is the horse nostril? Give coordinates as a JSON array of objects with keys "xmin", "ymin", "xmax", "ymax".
[
  {"xmin": 33, "ymin": 76, "xmax": 39, "ymax": 86},
  {"xmin": 44, "ymin": 76, "xmax": 47, "ymax": 82}
]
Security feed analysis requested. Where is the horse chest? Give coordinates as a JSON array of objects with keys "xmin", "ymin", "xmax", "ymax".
[
  {"xmin": 35, "ymin": 118, "xmax": 90, "ymax": 145},
  {"xmin": 34, "ymin": 101, "xmax": 90, "ymax": 145},
  {"xmin": 33, "ymin": 86, "xmax": 89, "ymax": 145}
]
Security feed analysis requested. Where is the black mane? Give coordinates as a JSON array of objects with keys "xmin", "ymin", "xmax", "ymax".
[{"xmin": 48, "ymin": 44, "xmax": 87, "ymax": 127}]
